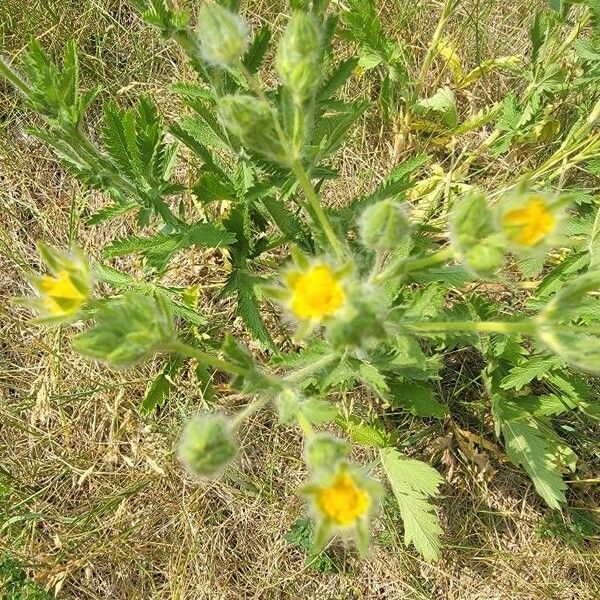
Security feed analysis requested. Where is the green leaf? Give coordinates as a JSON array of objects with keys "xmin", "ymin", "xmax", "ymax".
[
  {"xmin": 339, "ymin": 417, "xmax": 390, "ymax": 447},
  {"xmin": 141, "ymin": 355, "xmax": 183, "ymax": 414},
  {"xmin": 516, "ymin": 394, "xmax": 577, "ymax": 417},
  {"xmin": 499, "ymin": 356, "xmax": 563, "ymax": 391},
  {"xmin": 357, "ymin": 361, "xmax": 389, "ymax": 398},
  {"xmin": 261, "ymin": 196, "xmax": 302, "ymax": 240},
  {"xmin": 243, "ymin": 24, "xmax": 272, "ymax": 73},
  {"xmin": 103, "ymin": 223, "xmax": 235, "ymax": 269},
  {"xmin": 388, "ymin": 381, "xmax": 446, "ymax": 418},
  {"xmin": 414, "ymin": 87, "xmax": 458, "ymax": 129},
  {"xmin": 102, "ymin": 101, "xmax": 136, "ymax": 179},
  {"xmin": 317, "ymin": 57, "xmax": 359, "ymax": 101},
  {"xmin": 380, "ymin": 448, "xmax": 444, "ymax": 562},
  {"xmin": 495, "ymin": 400, "xmax": 567, "ymax": 509},
  {"xmin": 300, "ymin": 398, "xmax": 339, "ymax": 423},
  {"xmin": 178, "ymin": 114, "xmax": 230, "ymax": 150},
  {"xmin": 223, "ymin": 269, "xmax": 274, "ymax": 348}
]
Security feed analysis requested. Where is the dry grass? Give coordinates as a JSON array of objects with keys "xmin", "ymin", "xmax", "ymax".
[{"xmin": 1, "ymin": 1, "xmax": 599, "ymax": 598}]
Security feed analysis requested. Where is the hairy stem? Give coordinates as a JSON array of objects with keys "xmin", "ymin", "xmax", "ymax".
[
  {"xmin": 167, "ymin": 341, "xmax": 246, "ymax": 376},
  {"xmin": 291, "ymin": 160, "xmax": 344, "ymax": 259},
  {"xmin": 405, "ymin": 320, "xmax": 537, "ymax": 335},
  {"xmin": 374, "ymin": 246, "xmax": 454, "ymax": 283}
]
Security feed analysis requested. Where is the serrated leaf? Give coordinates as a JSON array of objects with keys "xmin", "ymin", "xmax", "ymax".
[
  {"xmin": 223, "ymin": 269, "xmax": 274, "ymax": 348},
  {"xmin": 317, "ymin": 57, "xmax": 359, "ymax": 101},
  {"xmin": 242, "ymin": 24, "xmax": 271, "ymax": 73},
  {"xmin": 86, "ymin": 201, "xmax": 137, "ymax": 225},
  {"xmin": 141, "ymin": 356, "xmax": 183, "ymax": 414},
  {"xmin": 517, "ymin": 394, "xmax": 577, "ymax": 417},
  {"xmin": 339, "ymin": 417, "xmax": 390, "ymax": 447},
  {"xmin": 261, "ymin": 196, "xmax": 302, "ymax": 240},
  {"xmin": 500, "ymin": 356, "xmax": 563, "ymax": 391},
  {"xmin": 414, "ymin": 87, "xmax": 458, "ymax": 129},
  {"xmin": 388, "ymin": 381, "xmax": 446, "ymax": 418},
  {"xmin": 495, "ymin": 400, "xmax": 567, "ymax": 509},
  {"xmin": 357, "ymin": 361, "xmax": 389, "ymax": 398},
  {"xmin": 588, "ymin": 204, "xmax": 600, "ymax": 268},
  {"xmin": 380, "ymin": 448, "xmax": 444, "ymax": 562}
]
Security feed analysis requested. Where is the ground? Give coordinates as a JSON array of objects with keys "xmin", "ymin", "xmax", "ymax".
[{"xmin": 1, "ymin": 1, "xmax": 599, "ymax": 598}]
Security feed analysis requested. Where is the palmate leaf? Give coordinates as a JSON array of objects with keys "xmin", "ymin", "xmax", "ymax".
[
  {"xmin": 380, "ymin": 448, "xmax": 444, "ymax": 562},
  {"xmin": 500, "ymin": 418, "xmax": 567, "ymax": 509},
  {"xmin": 317, "ymin": 57, "xmax": 359, "ymax": 102},
  {"xmin": 92, "ymin": 263, "xmax": 207, "ymax": 326},
  {"xmin": 86, "ymin": 201, "xmax": 138, "ymax": 225},
  {"xmin": 414, "ymin": 87, "xmax": 458, "ymax": 129},
  {"xmin": 102, "ymin": 101, "xmax": 137, "ymax": 179},
  {"xmin": 310, "ymin": 100, "xmax": 369, "ymax": 158}
]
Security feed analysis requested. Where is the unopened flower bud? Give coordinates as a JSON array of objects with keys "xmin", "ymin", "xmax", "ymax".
[
  {"xmin": 179, "ymin": 414, "xmax": 237, "ymax": 477},
  {"xmin": 359, "ymin": 200, "xmax": 411, "ymax": 251},
  {"xmin": 217, "ymin": 94, "xmax": 288, "ymax": 164},
  {"xmin": 197, "ymin": 3, "xmax": 249, "ymax": 68},
  {"xmin": 305, "ymin": 434, "xmax": 349, "ymax": 473},
  {"xmin": 276, "ymin": 11, "xmax": 322, "ymax": 102}
]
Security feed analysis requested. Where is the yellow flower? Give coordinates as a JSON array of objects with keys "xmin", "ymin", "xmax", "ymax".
[
  {"xmin": 302, "ymin": 462, "xmax": 381, "ymax": 556},
  {"xmin": 21, "ymin": 243, "xmax": 90, "ymax": 322},
  {"xmin": 316, "ymin": 470, "xmax": 371, "ymax": 526},
  {"xmin": 38, "ymin": 269, "xmax": 87, "ymax": 318},
  {"xmin": 286, "ymin": 264, "xmax": 346, "ymax": 321},
  {"xmin": 502, "ymin": 195, "xmax": 557, "ymax": 247}
]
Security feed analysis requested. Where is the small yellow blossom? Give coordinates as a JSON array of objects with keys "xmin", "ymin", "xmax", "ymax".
[
  {"xmin": 39, "ymin": 270, "xmax": 87, "ymax": 317},
  {"xmin": 303, "ymin": 462, "xmax": 381, "ymax": 556},
  {"xmin": 502, "ymin": 195, "xmax": 557, "ymax": 247},
  {"xmin": 287, "ymin": 264, "xmax": 346, "ymax": 321},
  {"xmin": 22, "ymin": 243, "xmax": 90, "ymax": 322},
  {"xmin": 316, "ymin": 470, "xmax": 371, "ymax": 526}
]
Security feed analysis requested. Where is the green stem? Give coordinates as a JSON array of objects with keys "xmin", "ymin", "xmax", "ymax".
[
  {"xmin": 414, "ymin": 0, "xmax": 457, "ymax": 99},
  {"xmin": 296, "ymin": 411, "xmax": 315, "ymax": 437},
  {"xmin": 232, "ymin": 395, "xmax": 273, "ymax": 428},
  {"xmin": 236, "ymin": 62, "xmax": 343, "ymax": 258},
  {"xmin": 291, "ymin": 160, "xmax": 344, "ymax": 259},
  {"xmin": 283, "ymin": 354, "xmax": 338, "ymax": 385},
  {"xmin": 167, "ymin": 341, "xmax": 246, "ymax": 376},
  {"xmin": 405, "ymin": 320, "xmax": 537, "ymax": 335},
  {"xmin": 374, "ymin": 246, "xmax": 454, "ymax": 283}
]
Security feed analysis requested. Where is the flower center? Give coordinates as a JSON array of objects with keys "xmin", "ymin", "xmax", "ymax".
[
  {"xmin": 502, "ymin": 196, "xmax": 557, "ymax": 247},
  {"xmin": 290, "ymin": 265, "xmax": 345, "ymax": 320},
  {"xmin": 317, "ymin": 472, "xmax": 371, "ymax": 525}
]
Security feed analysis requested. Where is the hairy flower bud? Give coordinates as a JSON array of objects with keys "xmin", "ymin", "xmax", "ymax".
[
  {"xmin": 179, "ymin": 414, "xmax": 237, "ymax": 478},
  {"xmin": 197, "ymin": 3, "xmax": 249, "ymax": 68},
  {"xmin": 276, "ymin": 11, "xmax": 322, "ymax": 102},
  {"xmin": 217, "ymin": 94, "xmax": 288, "ymax": 164},
  {"xmin": 451, "ymin": 192, "xmax": 504, "ymax": 277},
  {"xmin": 305, "ymin": 434, "xmax": 349, "ymax": 473},
  {"xmin": 73, "ymin": 292, "xmax": 175, "ymax": 369},
  {"xmin": 359, "ymin": 200, "xmax": 411, "ymax": 251}
]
